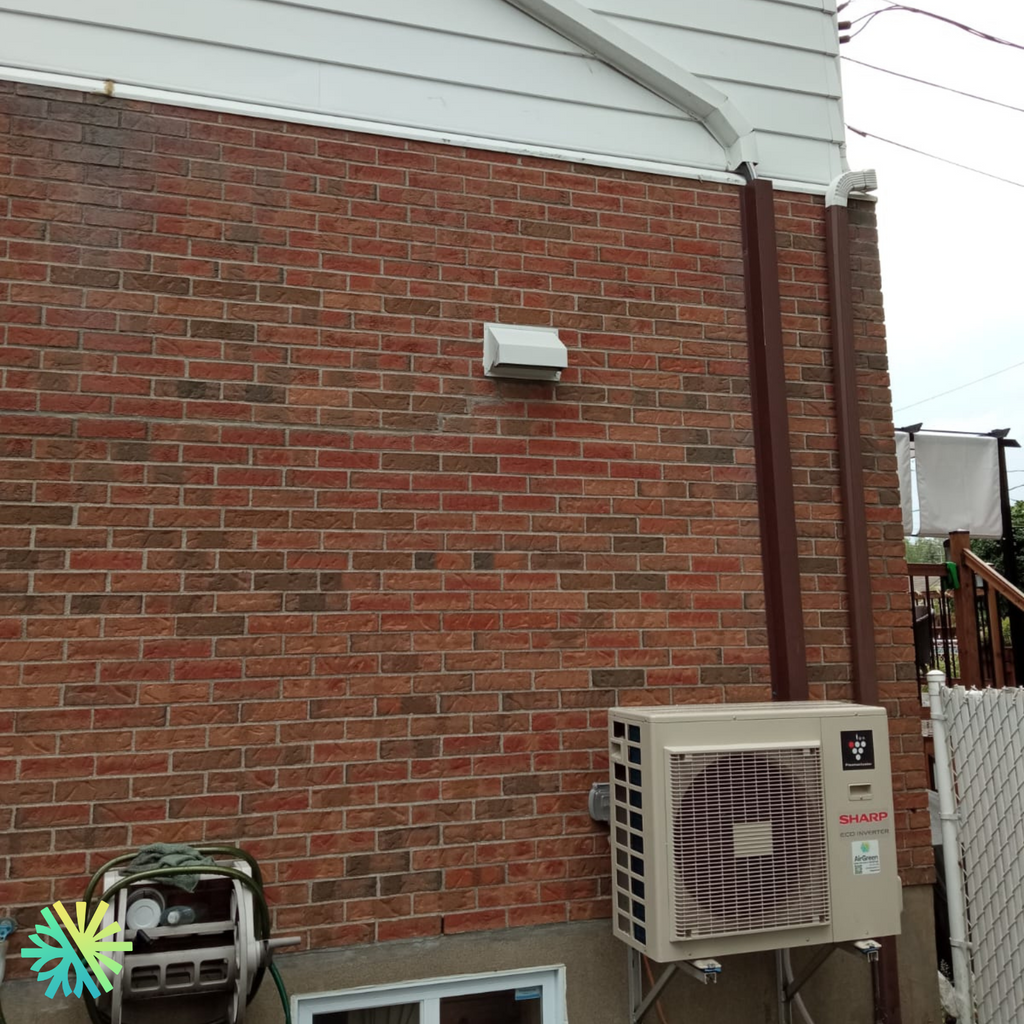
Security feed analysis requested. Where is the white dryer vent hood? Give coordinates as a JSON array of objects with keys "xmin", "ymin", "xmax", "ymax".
[{"xmin": 482, "ymin": 323, "xmax": 568, "ymax": 381}]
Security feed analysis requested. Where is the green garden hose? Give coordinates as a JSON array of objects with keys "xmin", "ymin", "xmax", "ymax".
[
  {"xmin": 79, "ymin": 845, "xmax": 290, "ymax": 1024},
  {"xmin": 269, "ymin": 961, "xmax": 292, "ymax": 1024}
]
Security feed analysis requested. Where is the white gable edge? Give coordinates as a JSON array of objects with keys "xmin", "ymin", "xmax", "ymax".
[
  {"xmin": 0, "ymin": 65, "xmax": 746, "ymax": 183},
  {"xmin": 504, "ymin": 0, "xmax": 758, "ymax": 170},
  {"xmin": 0, "ymin": 0, "xmax": 851, "ymax": 193},
  {"xmin": 0, "ymin": 64, "xmax": 843, "ymax": 196}
]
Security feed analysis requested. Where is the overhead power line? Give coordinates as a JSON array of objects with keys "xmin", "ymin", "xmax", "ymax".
[
  {"xmin": 842, "ymin": 56, "xmax": 1024, "ymax": 115},
  {"xmin": 844, "ymin": 10, "xmax": 888, "ymax": 40},
  {"xmin": 894, "ymin": 358, "xmax": 1024, "ymax": 413},
  {"xmin": 845, "ymin": 3, "xmax": 1024, "ymax": 51},
  {"xmin": 846, "ymin": 126, "xmax": 1024, "ymax": 189}
]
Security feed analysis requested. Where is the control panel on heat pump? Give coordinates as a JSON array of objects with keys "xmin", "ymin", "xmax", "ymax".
[{"xmin": 607, "ymin": 702, "xmax": 901, "ymax": 963}]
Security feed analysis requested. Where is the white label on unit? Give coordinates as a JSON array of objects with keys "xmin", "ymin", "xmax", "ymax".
[{"xmin": 852, "ymin": 840, "xmax": 881, "ymax": 876}]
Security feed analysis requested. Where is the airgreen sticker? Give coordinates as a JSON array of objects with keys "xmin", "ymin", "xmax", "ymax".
[{"xmin": 852, "ymin": 840, "xmax": 881, "ymax": 876}]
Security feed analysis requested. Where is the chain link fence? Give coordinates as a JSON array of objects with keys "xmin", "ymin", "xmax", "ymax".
[{"xmin": 933, "ymin": 681, "xmax": 1024, "ymax": 1023}]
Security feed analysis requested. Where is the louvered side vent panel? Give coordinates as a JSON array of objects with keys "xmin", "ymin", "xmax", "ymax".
[
  {"xmin": 611, "ymin": 721, "xmax": 647, "ymax": 947},
  {"xmin": 670, "ymin": 746, "xmax": 829, "ymax": 940}
]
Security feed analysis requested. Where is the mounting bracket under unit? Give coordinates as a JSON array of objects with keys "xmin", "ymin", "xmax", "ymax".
[
  {"xmin": 776, "ymin": 940, "xmax": 883, "ymax": 1024},
  {"xmin": 627, "ymin": 948, "xmax": 721, "ymax": 1024}
]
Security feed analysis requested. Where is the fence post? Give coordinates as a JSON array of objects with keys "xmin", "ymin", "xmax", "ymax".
[
  {"xmin": 948, "ymin": 531, "xmax": 980, "ymax": 686},
  {"xmin": 928, "ymin": 669, "xmax": 973, "ymax": 1022}
]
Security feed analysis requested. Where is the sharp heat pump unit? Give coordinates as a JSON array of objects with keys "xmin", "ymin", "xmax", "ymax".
[{"xmin": 608, "ymin": 702, "xmax": 901, "ymax": 962}]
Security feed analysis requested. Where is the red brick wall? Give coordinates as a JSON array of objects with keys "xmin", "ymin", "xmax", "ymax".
[{"xmin": 0, "ymin": 81, "xmax": 929, "ymax": 963}]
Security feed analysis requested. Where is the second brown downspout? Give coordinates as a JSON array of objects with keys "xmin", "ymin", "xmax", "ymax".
[
  {"xmin": 740, "ymin": 174, "xmax": 809, "ymax": 702},
  {"xmin": 825, "ymin": 169, "xmax": 903, "ymax": 1024}
]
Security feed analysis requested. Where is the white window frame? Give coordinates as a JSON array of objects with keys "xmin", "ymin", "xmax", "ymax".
[{"xmin": 293, "ymin": 964, "xmax": 568, "ymax": 1024}]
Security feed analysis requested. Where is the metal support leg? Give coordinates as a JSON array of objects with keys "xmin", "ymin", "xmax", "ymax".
[
  {"xmin": 628, "ymin": 948, "xmax": 723, "ymax": 1024},
  {"xmin": 785, "ymin": 946, "xmax": 835, "ymax": 1002},
  {"xmin": 628, "ymin": 947, "xmax": 641, "ymax": 1024},
  {"xmin": 633, "ymin": 961, "xmax": 678, "ymax": 1024},
  {"xmin": 776, "ymin": 950, "xmax": 791, "ymax": 1024},
  {"xmin": 777, "ymin": 941, "xmax": 885, "ymax": 1024},
  {"xmin": 848, "ymin": 941, "xmax": 885, "ymax": 1024}
]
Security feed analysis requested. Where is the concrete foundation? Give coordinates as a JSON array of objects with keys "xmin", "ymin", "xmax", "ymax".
[{"xmin": 0, "ymin": 886, "xmax": 939, "ymax": 1023}]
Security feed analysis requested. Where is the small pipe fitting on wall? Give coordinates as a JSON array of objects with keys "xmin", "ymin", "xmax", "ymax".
[
  {"xmin": 588, "ymin": 782, "xmax": 610, "ymax": 822},
  {"xmin": 0, "ymin": 916, "xmax": 17, "ymax": 987}
]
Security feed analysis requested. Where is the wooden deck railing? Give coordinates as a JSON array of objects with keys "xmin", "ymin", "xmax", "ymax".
[
  {"xmin": 962, "ymin": 549, "xmax": 1024, "ymax": 614},
  {"xmin": 912, "ymin": 532, "xmax": 1022, "ymax": 688}
]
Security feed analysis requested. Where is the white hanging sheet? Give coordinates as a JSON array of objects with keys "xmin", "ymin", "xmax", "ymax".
[
  {"xmin": 894, "ymin": 431, "xmax": 913, "ymax": 535},
  {"xmin": 915, "ymin": 432, "xmax": 1002, "ymax": 539}
]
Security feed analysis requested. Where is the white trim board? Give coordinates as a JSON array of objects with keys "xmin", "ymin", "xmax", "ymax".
[
  {"xmin": 0, "ymin": 0, "xmax": 849, "ymax": 189},
  {"xmin": 0, "ymin": 66, "xmax": 839, "ymax": 194},
  {"xmin": 0, "ymin": 65, "xmax": 752, "ymax": 186}
]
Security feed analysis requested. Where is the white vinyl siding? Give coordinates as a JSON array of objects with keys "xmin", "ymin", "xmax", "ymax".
[
  {"xmin": 0, "ymin": 0, "xmax": 846, "ymax": 188},
  {"xmin": 598, "ymin": 0, "xmax": 846, "ymax": 181}
]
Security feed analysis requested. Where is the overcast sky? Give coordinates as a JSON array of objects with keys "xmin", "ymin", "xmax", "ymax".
[{"xmin": 839, "ymin": 0, "xmax": 1024, "ymax": 497}]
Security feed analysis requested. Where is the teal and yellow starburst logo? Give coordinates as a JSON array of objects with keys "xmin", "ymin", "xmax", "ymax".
[{"xmin": 22, "ymin": 902, "xmax": 133, "ymax": 999}]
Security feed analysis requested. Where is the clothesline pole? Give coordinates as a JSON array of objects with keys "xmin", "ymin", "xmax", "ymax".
[{"xmin": 995, "ymin": 437, "xmax": 1024, "ymax": 682}]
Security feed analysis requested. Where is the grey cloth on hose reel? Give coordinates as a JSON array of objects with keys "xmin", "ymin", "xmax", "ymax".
[{"xmin": 126, "ymin": 843, "xmax": 216, "ymax": 892}]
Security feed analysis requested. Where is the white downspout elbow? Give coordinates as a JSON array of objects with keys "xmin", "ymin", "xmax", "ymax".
[{"xmin": 826, "ymin": 169, "xmax": 878, "ymax": 208}]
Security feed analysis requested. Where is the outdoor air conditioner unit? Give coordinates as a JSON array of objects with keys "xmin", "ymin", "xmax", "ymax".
[{"xmin": 608, "ymin": 702, "xmax": 901, "ymax": 963}]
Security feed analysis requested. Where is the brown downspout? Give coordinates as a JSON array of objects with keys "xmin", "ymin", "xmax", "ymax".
[
  {"xmin": 825, "ymin": 170, "xmax": 902, "ymax": 1024},
  {"xmin": 740, "ymin": 174, "xmax": 809, "ymax": 702},
  {"xmin": 825, "ymin": 170, "xmax": 880, "ymax": 708}
]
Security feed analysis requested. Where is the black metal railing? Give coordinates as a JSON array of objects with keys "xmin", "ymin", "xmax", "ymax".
[
  {"xmin": 908, "ymin": 563, "xmax": 957, "ymax": 683},
  {"xmin": 909, "ymin": 561, "xmax": 1015, "ymax": 687}
]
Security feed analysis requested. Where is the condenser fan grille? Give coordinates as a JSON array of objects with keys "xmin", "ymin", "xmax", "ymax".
[{"xmin": 670, "ymin": 746, "xmax": 829, "ymax": 940}]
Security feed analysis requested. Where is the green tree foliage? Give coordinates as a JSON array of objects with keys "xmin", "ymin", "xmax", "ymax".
[
  {"xmin": 904, "ymin": 536, "xmax": 944, "ymax": 564},
  {"xmin": 905, "ymin": 502, "xmax": 1024, "ymax": 577},
  {"xmin": 971, "ymin": 500, "xmax": 1024, "ymax": 581}
]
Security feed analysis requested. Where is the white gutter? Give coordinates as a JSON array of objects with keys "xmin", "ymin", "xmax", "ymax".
[
  {"xmin": 825, "ymin": 168, "xmax": 878, "ymax": 207},
  {"xmin": 502, "ymin": 0, "xmax": 759, "ymax": 173},
  {"xmin": 0, "ymin": 65, "xmax": 752, "ymax": 189}
]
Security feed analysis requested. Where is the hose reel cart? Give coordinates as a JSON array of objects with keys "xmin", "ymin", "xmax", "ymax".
[{"xmin": 84, "ymin": 846, "xmax": 299, "ymax": 1024}]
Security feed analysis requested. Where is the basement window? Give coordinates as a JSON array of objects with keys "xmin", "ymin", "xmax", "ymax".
[{"xmin": 294, "ymin": 966, "xmax": 566, "ymax": 1024}]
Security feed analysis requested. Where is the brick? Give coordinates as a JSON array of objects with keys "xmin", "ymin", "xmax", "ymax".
[
  {"xmin": 189, "ymin": 320, "xmax": 255, "ymax": 341},
  {"xmin": 0, "ymin": 88, "xmax": 925, "ymax": 957}
]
